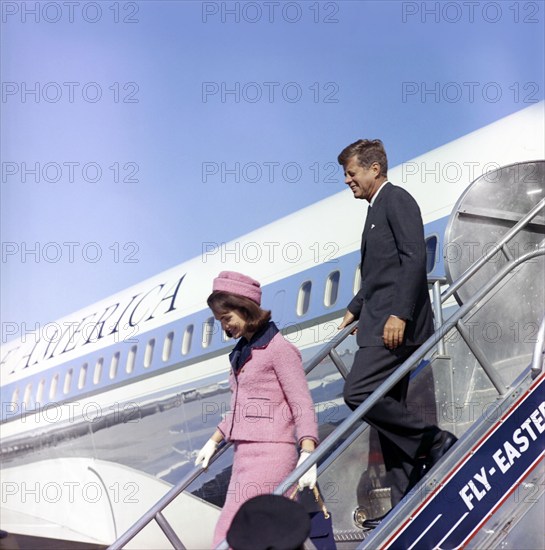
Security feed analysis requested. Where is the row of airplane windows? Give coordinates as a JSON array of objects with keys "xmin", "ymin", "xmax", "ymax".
[
  {"xmin": 9, "ymin": 234, "xmax": 441, "ymax": 412},
  {"xmin": 11, "ymin": 267, "xmax": 360, "ymax": 409}
]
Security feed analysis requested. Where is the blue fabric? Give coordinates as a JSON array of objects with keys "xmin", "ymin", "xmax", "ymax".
[
  {"xmin": 309, "ymin": 510, "xmax": 336, "ymax": 549},
  {"xmin": 229, "ymin": 321, "xmax": 279, "ymax": 373},
  {"xmin": 293, "ymin": 487, "xmax": 336, "ymax": 550}
]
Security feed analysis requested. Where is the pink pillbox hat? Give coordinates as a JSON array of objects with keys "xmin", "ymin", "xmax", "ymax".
[{"xmin": 212, "ymin": 271, "xmax": 262, "ymax": 305}]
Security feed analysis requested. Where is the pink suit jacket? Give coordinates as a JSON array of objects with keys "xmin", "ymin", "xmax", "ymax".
[{"xmin": 217, "ymin": 331, "xmax": 318, "ymax": 445}]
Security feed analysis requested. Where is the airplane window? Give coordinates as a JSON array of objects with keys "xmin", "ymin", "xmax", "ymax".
[
  {"xmin": 353, "ymin": 265, "xmax": 361, "ymax": 295},
  {"xmin": 78, "ymin": 363, "xmax": 88, "ymax": 389},
  {"xmin": 23, "ymin": 383, "xmax": 32, "ymax": 407},
  {"xmin": 297, "ymin": 281, "xmax": 312, "ymax": 316},
  {"xmin": 325, "ymin": 270, "xmax": 340, "ymax": 307},
  {"xmin": 49, "ymin": 374, "xmax": 58, "ymax": 400},
  {"xmin": 126, "ymin": 345, "xmax": 137, "ymax": 374},
  {"xmin": 162, "ymin": 332, "xmax": 174, "ymax": 361},
  {"xmin": 144, "ymin": 338, "xmax": 155, "ymax": 368},
  {"xmin": 202, "ymin": 317, "xmax": 215, "ymax": 348},
  {"xmin": 182, "ymin": 324, "xmax": 194, "ymax": 355},
  {"xmin": 425, "ymin": 235, "xmax": 438, "ymax": 274},
  {"xmin": 109, "ymin": 353, "xmax": 119, "ymax": 380},
  {"xmin": 63, "ymin": 368, "xmax": 73, "ymax": 394},
  {"xmin": 94, "ymin": 358, "xmax": 103, "ymax": 384},
  {"xmin": 36, "ymin": 379, "xmax": 45, "ymax": 403}
]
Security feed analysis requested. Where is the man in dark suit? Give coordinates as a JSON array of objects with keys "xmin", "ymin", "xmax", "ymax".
[{"xmin": 337, "ymin": 139, "xmax": 456, "ymax": 528}]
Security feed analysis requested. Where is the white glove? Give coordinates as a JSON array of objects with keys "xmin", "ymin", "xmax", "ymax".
[
  {"xmin": 297, "ymin": 451, "xmax": 317, "ymax": 489},
  {"xmin": 195, "ymin": 439, "xmax": 218, "ymax": 469}
]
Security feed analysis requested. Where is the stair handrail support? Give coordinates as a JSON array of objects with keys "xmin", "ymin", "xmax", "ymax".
[
  {"xmin": 106, "ymin": 322, "xmax": 358, "ymax": 550},
  {"xmin": 110, "ymin": 241, "xmax": 544, "ymax": 550},
  {"xmin": 441, "ymin": 197, "xmax": 544, "ymax": 305},
  {"xmin": 531, "ymin": 315, "xmax": 545, "ymax": 378},
  {"xmin": 214, "ymin": 248, "xmax": 545, "ymax": 548}
]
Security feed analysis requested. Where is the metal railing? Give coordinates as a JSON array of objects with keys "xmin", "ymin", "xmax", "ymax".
[
  {"xmin": 216, "ymin": 248, "xmax": 544, "ymax": 549},
  {"xmin": 108, "ymin": 197, "xmax": 544, "ymax": 549},
  {"xmin": 107, "ymin": 321, "xmax": 358, "ymax": 550},
  {"xmin": 441, "ymin": 198, "xmax": 544, "ymax": 304},
  {"xmin": 531, "ymin": 316, "xmax": 545, "ymax": 378}
]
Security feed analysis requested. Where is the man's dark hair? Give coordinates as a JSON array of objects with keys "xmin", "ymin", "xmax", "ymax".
[{"xmin": 337, "ymin": 138, "xmax": 388, "ymax": 177}]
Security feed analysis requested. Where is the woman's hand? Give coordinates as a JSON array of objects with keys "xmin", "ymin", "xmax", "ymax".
[
  {"xmin": 297, "ymin": 451, "xmax": 317, "ymax": 489},
  {"xmin": 195, "ymin": 439, "xmax": 219, "ymax": 469}
]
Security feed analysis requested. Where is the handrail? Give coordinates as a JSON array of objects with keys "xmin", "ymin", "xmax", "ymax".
[
  {"xmin": 431, "ymin": 280, "xmax": 446, "ymax": 356},
  {"xmin": 214, "ymin": 247, "xmax": 545, "ymax": 549},
  {"xmin": 428, "ymin": 275, "xmax": 448, "ymax": 285},
  {"xmin": 110, "ymin": 243, "xmax": 543, "ymax": 550},
  {"xmin": 107, "ymin": 322, "xmax": 358, "ymax": 550},
  {"xmin": 441, "ymin": 197, "xmax": 544, "ymax": 303},
  {"xmin": 531, "ymin": 315, "xmax": 545, "ymax": 378},
  {"xmin": 303, "ymin": 321, "xmax": 358, "ymax": 376},
  {"xmin": 107, "ymin": 442, "xmax": 233, "ymax": 550},
  {"xmin": 283, "ymin": 246, "xmax": 540, "ymax": 465}
]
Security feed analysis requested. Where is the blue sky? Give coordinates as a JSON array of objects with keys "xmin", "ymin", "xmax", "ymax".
[{"xmin": 1, "ymin": 0, "xmax": 544, "ymax": 337}]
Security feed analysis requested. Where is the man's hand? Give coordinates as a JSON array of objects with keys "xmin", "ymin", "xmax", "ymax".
[
  {"xmin": 383, "ymin": 315, "xmax": 406, "ymax": 349},
  {"xmin": 338, "ymin": 310, "xmax": 357, "ymax": 333}
]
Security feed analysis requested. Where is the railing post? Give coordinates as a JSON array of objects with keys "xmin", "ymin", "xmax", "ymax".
[
  {"xmin": 456, "ymin": 321, "xmax": 508, "ymax": 396},
  {"xmin": 155, "ymin": 511, "xmax": 186, "ymax": 550},
  {"xmin": 432, "ymin": 279, "xmax": 446, "ymax": 356},
  {"xmin": 329, "ymin": 348, "xmax": 350, "ymax": 379},
  {"xmin": 531, "ymin": 316, "xmax": 545, "ymax": 379}
]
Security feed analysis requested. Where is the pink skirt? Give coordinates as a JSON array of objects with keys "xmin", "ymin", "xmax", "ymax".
[{"xmin": 212, "ymin": 440, "xmax": 298, "ymax": 547}]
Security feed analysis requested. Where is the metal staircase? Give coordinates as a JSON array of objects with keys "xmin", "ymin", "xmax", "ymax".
[{"xmin": 107, "ymin": 160, "xmax": 545, "ymax": 550}]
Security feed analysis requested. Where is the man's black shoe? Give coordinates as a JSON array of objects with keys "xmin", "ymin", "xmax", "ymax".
[
  {"xmin": 362, "ymin": 511, "xmax": 389, "ymax": 529},
  {"xmin": 429, "ymin": 430, "xmax": 458, "ymax": 467}
]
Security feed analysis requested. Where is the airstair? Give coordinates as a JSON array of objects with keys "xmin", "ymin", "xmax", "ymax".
[{"xmin": 107, "ymin": 160, "xmax": 545, "ymax": 550}]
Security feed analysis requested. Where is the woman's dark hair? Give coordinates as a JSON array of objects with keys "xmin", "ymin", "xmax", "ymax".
[{"xmin": 207, "ymin": 291, "xmax": 271, "ymax": 335}]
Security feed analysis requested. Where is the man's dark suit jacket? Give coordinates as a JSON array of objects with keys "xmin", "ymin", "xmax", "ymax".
[{"xmin": 347, "ymin": 182, "xmax": 434, "ymax": 347}]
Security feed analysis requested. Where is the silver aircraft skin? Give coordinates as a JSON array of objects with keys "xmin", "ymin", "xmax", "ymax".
[{"xmin": 1, "ymin": 103, "xmax": 543, "ymax": 548}]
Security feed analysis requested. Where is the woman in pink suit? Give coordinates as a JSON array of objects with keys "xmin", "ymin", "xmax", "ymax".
[{"xmin": 194, "ymin": 271, "xmax": 319, "ymax": 547}]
